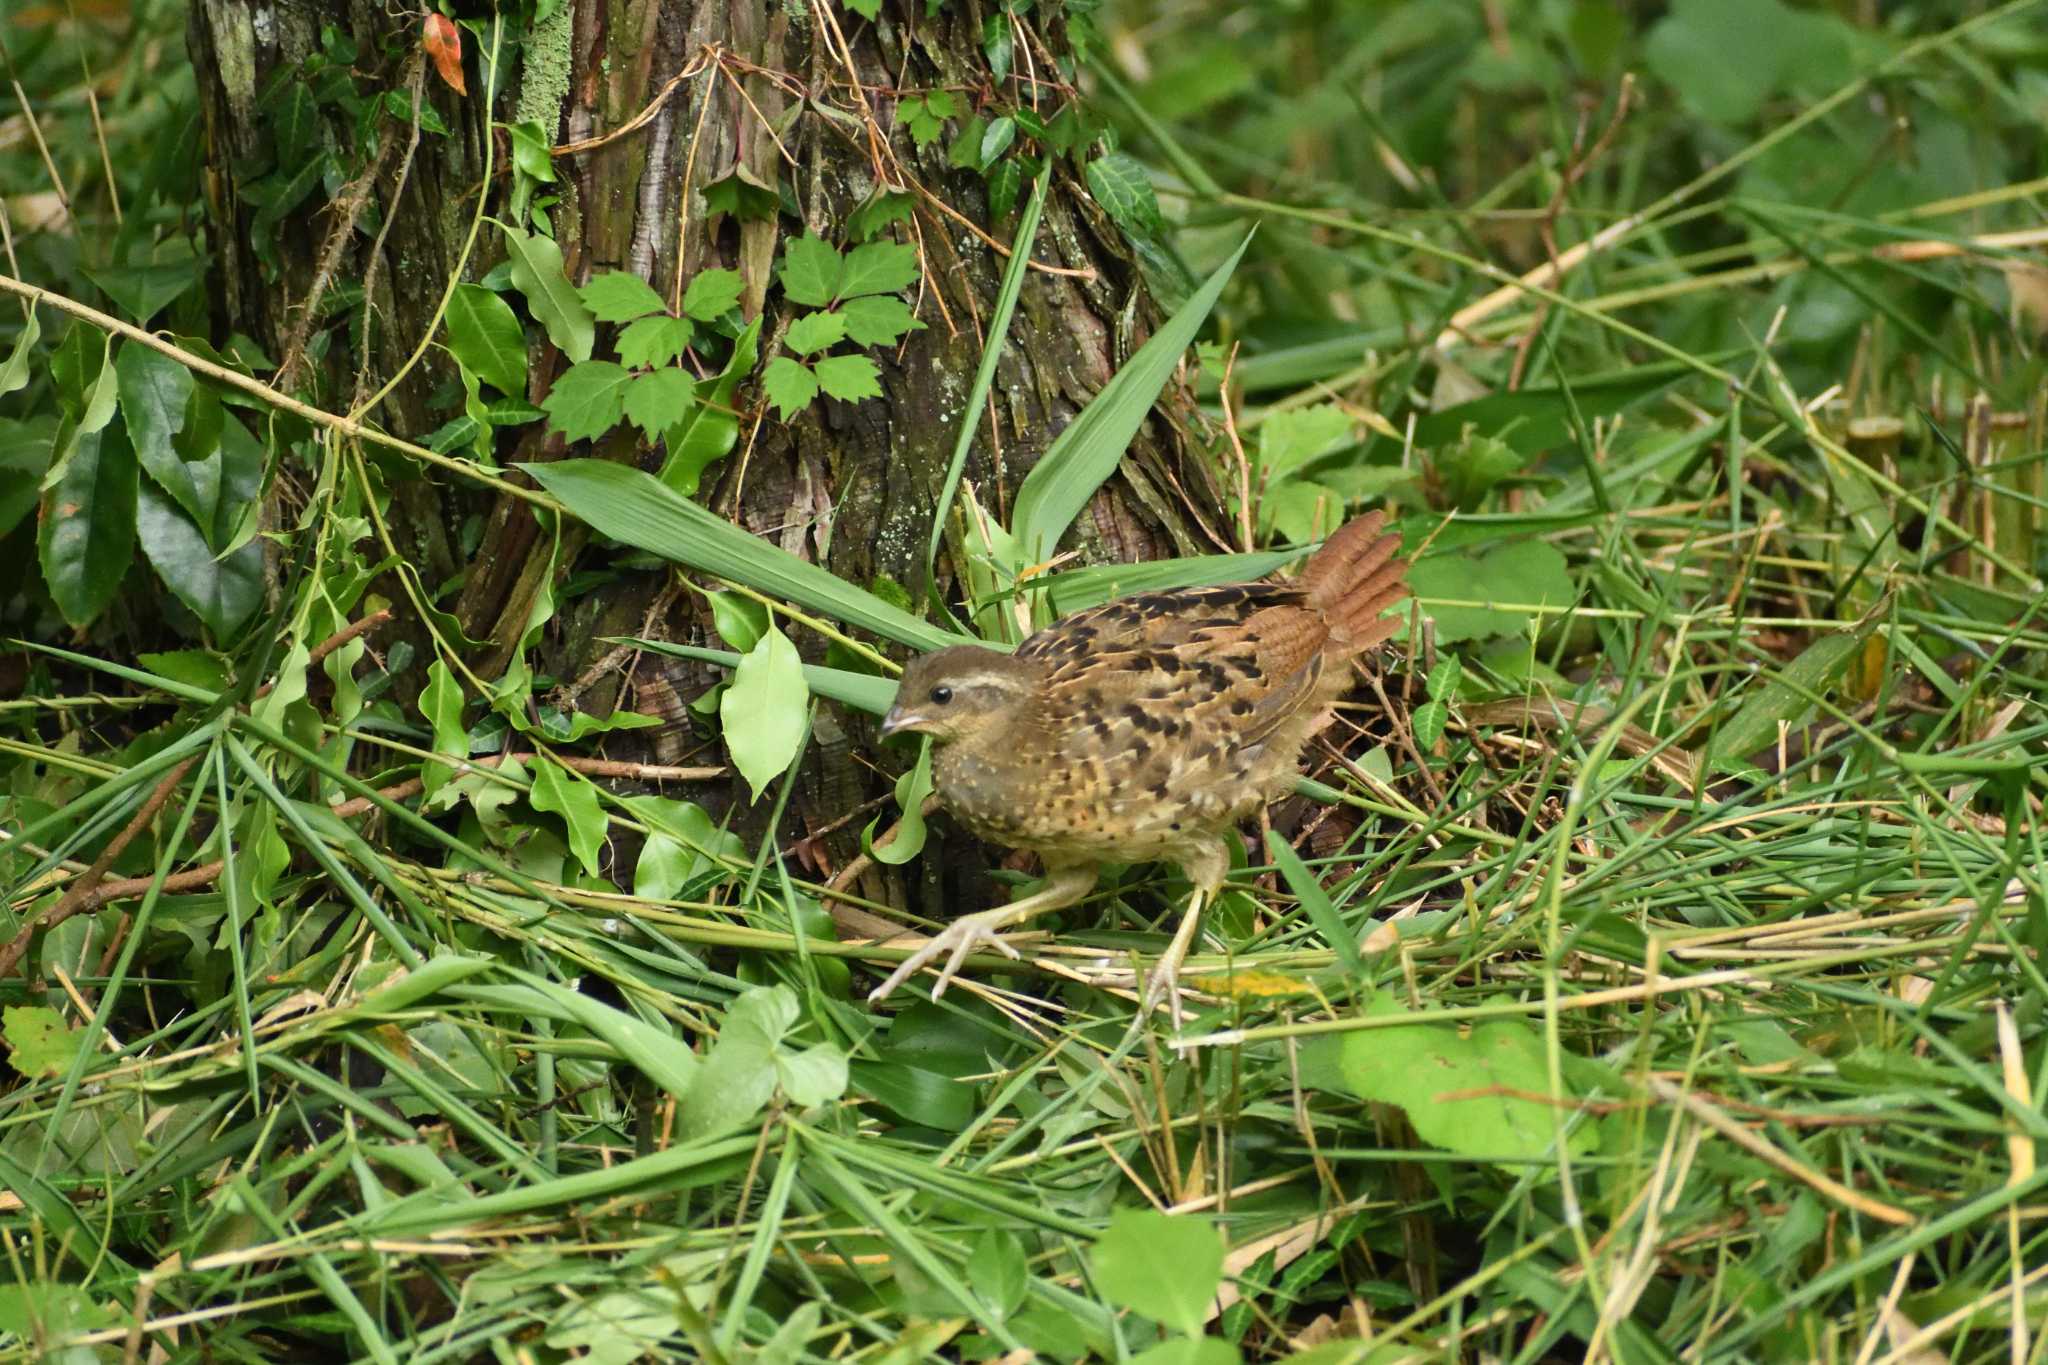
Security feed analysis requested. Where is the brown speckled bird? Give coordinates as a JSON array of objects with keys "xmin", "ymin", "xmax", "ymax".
[{"xmin": 868, "ymin": 510, "xmax": 1409, "ymax": 1017}]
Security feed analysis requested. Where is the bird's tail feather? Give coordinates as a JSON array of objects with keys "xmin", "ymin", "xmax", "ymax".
[{"xmin": 1300, "ymin": 509, "xmax": 1410, "ymax": 649}]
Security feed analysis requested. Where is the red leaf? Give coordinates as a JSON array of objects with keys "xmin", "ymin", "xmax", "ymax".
[{"xmin": 422, "ymin": 13, "xmax": 466, "ymax": 95}]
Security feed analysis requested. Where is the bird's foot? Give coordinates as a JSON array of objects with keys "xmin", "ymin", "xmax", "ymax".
[
  {"xmin": 867, "ymin": 910, "xmax": 1023, "ymax": 1004},
  {"xmin": 1138, "ymin": 955, "xmax": 1186, "ymax": 1031}
]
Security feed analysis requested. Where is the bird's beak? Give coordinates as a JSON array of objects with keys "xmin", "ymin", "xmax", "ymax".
[{"xmin": 878, "ymin": 707, "xmax": 916, "ymax": 738}]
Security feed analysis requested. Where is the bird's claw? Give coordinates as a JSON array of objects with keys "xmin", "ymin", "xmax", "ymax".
[
  {"xmin": 867, "ymin": 911, "xmax": 1020, "ymax": 1004},
  {"xmin": 1139, "ymin": 957, "xmax": 1186, "ymax": 1031}
]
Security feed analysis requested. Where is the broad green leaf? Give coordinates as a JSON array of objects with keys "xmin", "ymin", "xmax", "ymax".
[
  {"xmin": 761, "ymin": 356, "xmax": 820, "ymax": 417},
  {"xmin": 82, "ymin": 256, "xmax": 202, "ymax": 323},
  {"xmin": 679, "ymin": 985, "xmax": 798, "ymax": 1138},
  {"xmin": 38, "ymin": 422, "xmax": 138, "ymax": 628},
  {"xmin": 837, "ymin": 240, "xmax": 920, "ymax": 298},
  {"xmin": 721, "ymin": 625, "xmax": 809, "ymax": 801},
  {"xmin": 615, "ymin": 315, "xmax": 692, "ymax": 369},
  {"xmin": 44, "ymin": 334, "xmax": 120, "ymax": 490},
  {"xmin": 839, "ymin": 294, "xmax": 923, "ymax": 347},
  {"xmin": 528, "ymin": 460, "xmax": 957, "ymax": 651},
  {"xmin": 1709, "ymin": 629, "xmax": 1866, "ymax": 773},
  {"xmin": 633, "ymin": 640, "xmax": 902, "ymax": 715},
  {"xmin": 659, "ymin": 317, "xmax": 760, "ymax": 495},
  {"xmin": 0, "ymin": 304, "xmax": 40, "ymax": 398},
  {"xmin": 784, "ymin": 311, "xmax": 848, "ymax": 356},
  {"xmin": 419, "ymin": 659, "xmax": 467, "ymax": 799},
  {"xmin": 681, "ymin": 267, "xmax": 745, "ymax": 321},
  {"xmin": 116, "ymin": 344, "xmax": 208, "ymax": 522},
  {"xmin": 541, "ymin": 360, "xmax": 633, "ymax": 442},
  {"xmin": 137, "ymin": 484, "xmax": 262, "ymax": 637},
  {"xmin": 866, "ymin": 739, "xmax": 932, "ymax": 865},
  {"xmin": 778, "ymin": 236, "xmax": 843, "ymax": 307},
  {"xmin": 1012, "ymin": 234, "xmax": 1249, "ymax": 565},
  {"xmin": 979, "ymin": 115, "xmax": 1017, "ymax": 167},
  {"xmin": 580, "ymin": 270, "xmax": 668, "ymax": 323},
  {"xmin": 1437, "ymin": 430, "xmax": 1523, "ymax": 510},
  {"xmin": 446, "ymin": 283, "xmax": 528, "ymax": 395},
  {"xmin": 707, "ymin": 591, "xmax": 769, "ymax": 651},
  {"xmin": 1258, "ymin": 404, "xmax": 1355, "ymax": 479},
  {"xmin": 622, "ymin": 367, "xmax": 693, "ymax": 438},
  {"xmin": 1407, "ymin": 540, "xmax": 1574, "ymax": 644},
  {"xmin": 813, "ymin": 354, "xmax": 882, "ymax": 404},
  {"xmin": 4, "ymin": 1005, "xmax": 85, "ymax": 1079},
  {"xmin": 0, "ymin": 416, "xmax": 57, "ymax": 537},
  {"xmin": 1086, "ymin": 152, "xmax": 1163, "ymax": 232},
  {"xmin": 1090, "ymin": 1208, "xmax": 1224, "ymax": 1337},
  {"xmin": 500, "ymin": 222, "xmax": 595, "ymax": 362},
  {"xmin": 529, "ymin": 755, "xmax": 607, "ymax": 877}
]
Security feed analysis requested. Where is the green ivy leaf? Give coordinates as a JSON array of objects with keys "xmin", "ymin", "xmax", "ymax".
[
  {"xmin": 838, "ymin": 241, "xmax": 920, "ymax": 298},
  {"xmin": 445, "ymin": 284, "xmax": 528, "ymax": 395},
  {"xmin": 900, "ymin": 93, "xmax": 953, "ymax": 147},
  {"xmin": 529, "ymin": 755, "xmax": 607, "ymax": 877},
  {"xmin": 847, "ymin": 189, "xmax": 916, "ymax": 242},
  {"xmin": 983, "ymin": 12, "xmax": 1013, "ymax": 82},
  {"xmin": 760, "ymin": 356, "xmax": 820, "ymax": 418},
  {"xmin": 813, "ymin": 354, "xmax": 882, "ymax": 404},
  {"xmin": 778, "ymin": 237, "xmax": 843, "ymax": 307},
  {"xmin": 701, "ymin": 164, "xmax": 781, "ymax": 221},
  {"xmin": 1090, "ymin": 1209, "xmax": 1224, "ymax": 1338},
  {"xmin": 681, "ymin": 267, "xmax": 745, "ymax": 321},
  {"xmin": 721, "ymin": 624, "xmax": 809, "ymax": 801},
  {"xmin": 986, "ymin": 157, "xmax": 1023, "ymax": 220},
  {"xmin": 979, "ymin": 115, "xmax": 1017, "ymax": 168},
  {"xmin": 949, "ymin": 115, "xmax": 989, "ymax": 170},
  {"xmin": 1086, "ymin": 152, "xmax": 1162, "ymax": 232},
  {"xmin": 838, "ymin": 295, "xmax": 923, "ymax": 347},
  {"xmin": 580, "ymin": 270, "xmax": 668, "ymax": 323},
  {"xmin": 784, "ymin": 311, "xmax": 848, "ymax": 356},
  {"xmin": 541, "ymin": 361, "xmax": 634, "ymax": 442},
  {"xmin": 500, "ymin": 222, "xmax": 595, "ymax": 362},
  {"xmin": 615, "ymin": 315, "xmax": 693, "ymax": 370},
  {"xmin": 622, "ymin": 367, "xmax": 694, "ymax": 438}
]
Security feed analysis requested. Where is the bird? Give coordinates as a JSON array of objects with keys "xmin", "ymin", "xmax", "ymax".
[{"xmin": 866, "ymin": 509, "xmax": 1410, "ymax": 1019}]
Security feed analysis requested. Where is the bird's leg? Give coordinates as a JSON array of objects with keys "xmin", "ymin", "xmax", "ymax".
[
  {"xmin": 867, "ymin": 865, "xmax": 1097, "ymax": 1004},
  {"xmin": 1141, "ymin": 841, "xmax": 1232, "ymax": 1028}
]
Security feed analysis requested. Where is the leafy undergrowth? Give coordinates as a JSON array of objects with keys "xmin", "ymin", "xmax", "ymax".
[{"xmin": 3, "ymin": 0, "xmax": 2048, "ymax": 1362}]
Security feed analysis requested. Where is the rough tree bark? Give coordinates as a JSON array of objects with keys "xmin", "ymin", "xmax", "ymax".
[{"xmin": 186, "ymin": 0, "xmax": 1226, "ymax": 905}]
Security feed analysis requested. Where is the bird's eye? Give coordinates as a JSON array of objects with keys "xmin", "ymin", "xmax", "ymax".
[{"xmin": 929, "ymin": 685, "xmax": 954, "ymax": 705}]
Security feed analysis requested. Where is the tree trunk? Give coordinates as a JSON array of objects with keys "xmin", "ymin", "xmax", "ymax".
[{"xmin": 187, "ymin": 0, "xmax": 1219, "ymax": 896}]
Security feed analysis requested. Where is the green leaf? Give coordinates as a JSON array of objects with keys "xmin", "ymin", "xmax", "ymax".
[
  {"xmin": 1090, "ymin": 1208, "xmax": 1224, "ymax": 1337},
  {"xmin": 784, "ymin": 311, "xmax": 849, "ymax": 356},
  {"xmin": 847, "ymin": 189, "xmax": 917, "ymax": 241},
  {"xmin": 616, "ymin": 315, "xmax": 693, "ymax": 369},
  {"xmin": 137, "ymin": 483, "xmax": 263, "ymax": 637},
  {"xmin": 622, "ymin": 367, "xmax": 694, "ymax": 438},
  {"xmin": 701, "ymin": 164, "xmax": 781, "ymax": 221},
  {"xmin": 1437, "ymin": 430, "xmax": 1524, "ymax": 510},
  {"xmin": 659, "ymin": 318, "xmax": 760, "ymax": 495},
  {"xmin": 1407, "ymin": 540, "xmax": 1574, "ymax": 644},
  {"xmin": 82, "ymin": 256, "xmax": 202, "ymax": 324},
  {"xmin": 529, "ymin": 756, "xmax": 607, "ymax": 877},
  {"xmin": 900, "ymin": 93, "xmax": 950, "ymax": 147},
  {"xmin": 681, "ymin": 267, "xmax": 745, "ymax": 321},
  {"xmin": 812, "ymin": 354, "xmax": 882, "ymax": 404},
  {"xmin": 4, "ymin": 1005, "xmax": 85, "ymax": 1079},
  {"xmin": 1012, "ymin": 234, "xmax": 1249, "ymax": 565},
  {"xmin": 761, "ymin": 356, "xmax": 820, "ymax": 417},
  {"xmin": 0, "ymin": 417, "xmax": 57, "ymax": 538},
  {"xmin": 866, "ymin": 739, "xmax": 933, "ymax": 865},
  {"xmin": 446, "ymin": 283, "xmax": 528, "ymax": 395},
  {"xmin": 983, "ymin": 13, "xmax": 1013, "ymax": 82},
  {"xmin": 1267, "ymin": 831, "xmax": 1360, "ymax": 974},
  {"xmin": 1131, "ymin": 1341, "xmax": 1240, "ymax": 1365},
  {"xmin": 0, "ymin": 305, "xmax": 40, "ymax": 399},
  {"xmin": 838, "ymin": 241, "xmax": 920, "ymax": 298},
  {"xmin": 1086, "ymin": 152, "xmax": 1162, "ymax": 232},
  {"xmin": 419, "ymin": 659, "xmax": 467, "ymax": 799},
  {"xmin": 38, "ymin": 421, "xmax": 138, "ymax": 628},
  {"xmin": 528, "ymin": 460, "xmax": 958, "ymax": 650},
  {"xmin": 679, "ymin": 985, "xmax": 796, "ymax": 1137},
  {"xmin": 506, "ymin": 120, "xmax": 558, "ymax": 183},
  {"xmin": 778, "ymin": 236, "xmax": 843, "ymax": 307},
  {"xmin": 1258, "ymin": 404, "xmax": 1356, "ymax": 479},
  {"xmin": 541, "ymin": 360, "xmax": 634, "ymax": 442},
  {"xmin": 838, "ymin": 295, "xmax": 924, "ymax": 347},
  {"xmin": 114, "ymin": 344, "xmax": 204, "ymax": 530},
  {"xmin": 707, "ymin": 591, "xmax": 769, "ymax": 651},
  {"xmin": 979, "ymin": 115, "xmax": 1017, "ymax": 168},
  {"xmin": 986, "ymin": 157, "xmax": 1022, "ymax": 220},
  {"xmin": 843, "ymin": 0, "xmax": 879, "ymax": 15},
  {"xmin": 721, "ymin": 624, "xmax": 809, "ymax": 801},
  {"xmin": 1336, "ymin": 998, "xmax": 1597, "ymax": 1167},
  {"xmin": 1710, "ymin": 630, "xmax": 1866, "ymax": 773},
  {"xmin": 500, "ymin": 222, "xmax": 595, "ymax": 362},
  {"xmin": 580, "ymin": 270, "xmax": 668, "ymax": 323}
]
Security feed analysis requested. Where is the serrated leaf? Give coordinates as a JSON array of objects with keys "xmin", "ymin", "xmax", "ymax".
[
  {"xmin": 622, "ymin": 367, "xmax": 694, "ymax": 438},
  {"xmin": 813, "ymin": 354, "xmax": 882, "ymax": 403},
  {"xmin": 761, "ymin": 356, "xmax": 820, "ymax": 417},
  {"xmin": 541, "ymin": 361, "xmax": 634, "ymax": 442},
  {"xmin": 660, "ymin": 318, "xmax": 759, "ymax": 494},
  {"xmin": 838, "ymin": 295, "xmax": 923, "ymax": 347},
  {"xmin": 500, "ymin": 222, "xmax": 594, "ymax": 362},
  {"xmin": 580, "ymin": 270, "xmax": 668, "ymax": 323},
  {"xmin": 784, "ymin": 311, "xmax": 848, "ymax": 356},
  {"xmin": 446, "ymin": 283, "xmax": 528, "ymax": 395},
  {"xmin": 778, "ymin": 236, "xmax": 843, "ymax": 307},
  {"xmin": 722, "ymin": 625, "xmax": 809, "ymax": 801},
  {"xmin": 838, "ymin": 241, "xmax": 920, "ymax": 298},
  {"xmin": 681, "ymin": 267, "xmax": 745, "ymax": 321},
  {"xmin": 1086, "ymin": 152, "xmax": 1162, "ymax": 232},
  {"xmin": 615, "ymin": 314, "xmax": 693, "ymax": 369},
  {"xmin": 1090, "ymin": 1209, "xmax": 1223, "ymax": 1337}
]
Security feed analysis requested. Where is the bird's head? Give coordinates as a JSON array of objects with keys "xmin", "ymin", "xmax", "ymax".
[{"xmin": 880, "ymin": 645, "xmax": 1042, "ymax": 745}]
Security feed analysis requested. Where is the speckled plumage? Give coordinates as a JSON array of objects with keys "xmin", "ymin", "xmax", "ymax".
[{"xmin": 869, "ymin": 510, "xmax": 1410, "ymax": 1013}]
